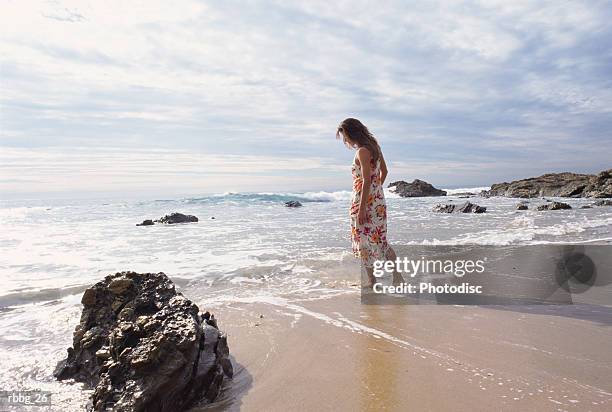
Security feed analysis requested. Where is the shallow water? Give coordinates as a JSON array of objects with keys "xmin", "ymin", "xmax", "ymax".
[{"xmin": 0, "ymin": 189, "xmax": 610, "ymax": 410}]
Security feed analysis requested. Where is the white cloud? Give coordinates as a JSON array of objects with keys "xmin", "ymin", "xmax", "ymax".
[{"xmin": 1, "ymin": 0, "xmax": 611, "ymax": 195}]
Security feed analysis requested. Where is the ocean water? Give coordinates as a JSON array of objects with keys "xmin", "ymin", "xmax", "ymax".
[{"xmin": 1, "ymin": 189, "xmax": 611, "ymax": 410}]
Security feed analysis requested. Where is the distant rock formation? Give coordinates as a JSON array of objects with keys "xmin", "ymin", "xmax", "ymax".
[
  {"xmin": 585, "ymin": 170, "xmax": 612, "ymax": 198},
  {"xmin": 388, "ymin": 180, "xmax": 447, "ymax": 197},
  {"xmin": 285, "ymin": 200, "xmax": 303, "ymax": 208},
  {"xmin": 155, "ymin": 212, "xmax": 199, "ymax": 224},
  {"xmin": 481, "ymin": 169, "xmax": 611, "ymax": 198},
  {"xmin": 536, "ymin": 201, "xmax": 572, "ymax": 211},
  {"xmin": 54, "ymin": 271, "xmax": 232, "ymax": 412},
  {"xmin": 432, "ymin": 201, "xmax": 486, "ymax": 213}
]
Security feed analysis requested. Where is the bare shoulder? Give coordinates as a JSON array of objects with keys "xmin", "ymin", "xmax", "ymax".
[{"xmin": 356, "ymin": 147, "xmax": 372, "ymax": 161}]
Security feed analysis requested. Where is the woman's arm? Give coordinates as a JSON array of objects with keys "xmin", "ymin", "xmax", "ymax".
[
  {"xmin": 357, "ymin": 147, "xmax": 371, "ymax": 225},
  {"xmin": 380, "ymin": 152, "xmax": 388, "ymax": 185}
]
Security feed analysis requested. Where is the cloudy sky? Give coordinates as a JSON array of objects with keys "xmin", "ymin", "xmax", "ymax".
[{"xmin": 1, "ymin": 0, "xmax": 611, "ymax": 199}]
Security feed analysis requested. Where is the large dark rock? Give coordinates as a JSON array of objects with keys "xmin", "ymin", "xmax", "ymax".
[
  {"xmin": 54, "ymin": 272, "xmax": 232, "ymax": 412},
  {"xmin": 388, "ymin": 180, "xmax": 447, "ymax": 197},
  {"xmin": 154, "ymin": 213, "xmax": 199, "ymax": 224},
  {"xmin": 432, "ymin": 201, "xmax": 486, "ymax": 214},
  {"xmin": 536, "ymin": 201, "xmax": 572, "ymax": 211},
  {"xmin": 516, "ymin": 203, "xmax": 528, "ymax": 210},
  {"xmin": 136, "ymin": 219, "xmax": 154, "ymax": 226},
  {"xmin": 481, "ymin": 169, "xmax": 612, "ymax": 198}
]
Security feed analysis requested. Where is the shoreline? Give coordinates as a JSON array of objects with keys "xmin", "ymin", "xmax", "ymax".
[{"xmin": 193, "ymin": 291, "xmax": 612, "ymax": 411}]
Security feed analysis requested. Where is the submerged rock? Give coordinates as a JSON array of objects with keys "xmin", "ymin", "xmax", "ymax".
[
  {"xmin": 285, "ymin": 200, "xmax": 303, "ymax": 208},
  {"xmin": 536, "ymin": 201, "xmax": 572, "ymax": 211},
  {"xmin": 432, "ymin": 201, "xmax": 486, "ymax": 214},
  {"xmin": 136, "ymin": 219, "xmax": 154, "ymax": 226},
  {"xmin": 516, "ymin": 203, "xmax": 529, "ymax": 210},
  {"xmin": 481, "ymin": 169, "xmax": 612, "ymax": 198},
  {"xmin": 154, "ymin": 212, "xmax": 199, "ymax": 224},
  {"xmin": 388, "ymin": 180, "xmax": 447, "ymax": 197},
  {"xmin": 54, "ymin": 271, "xmax": 232, "ymax": 412}
]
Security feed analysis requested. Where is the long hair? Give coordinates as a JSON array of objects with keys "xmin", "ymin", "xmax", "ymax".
[{"xmin": 336, "ymin": 118, "xmax": 381, "ymax": 163}]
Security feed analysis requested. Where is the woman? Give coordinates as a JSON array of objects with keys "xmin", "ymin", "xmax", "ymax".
[{"xmin": 336, "ymin": 118, "xmax": 403, "ymax": 288}]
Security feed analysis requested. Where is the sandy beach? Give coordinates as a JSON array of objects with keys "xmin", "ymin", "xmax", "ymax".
[{"xmin": 195, "ymin": 291, "xmax": 612, "ymax": 412}]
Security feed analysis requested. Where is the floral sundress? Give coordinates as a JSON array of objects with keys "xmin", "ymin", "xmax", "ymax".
[{"xmin": 350, "ymin": 155, "xmax": 390, "ymax": 268}]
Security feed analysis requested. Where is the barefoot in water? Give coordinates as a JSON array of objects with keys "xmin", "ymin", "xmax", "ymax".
[
  {"xmin": 392, "ymin": 272, "xmax": 405, "ymax": 286},
  {"xmin": 364, "ymin": 274, "xmax": 377, "ymax": 289}
]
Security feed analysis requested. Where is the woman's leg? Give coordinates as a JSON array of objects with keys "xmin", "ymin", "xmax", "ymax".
[
  {"xmin": 364, "ymin": 265, "xmax": 376, "ymax": 289},
  {"xmin": 360, "ymin": 247, "xmax": 377, "ymax": 288},
  {"xmin": 385, "ymin": 246, "xmax": 405, "ymax": 286}
]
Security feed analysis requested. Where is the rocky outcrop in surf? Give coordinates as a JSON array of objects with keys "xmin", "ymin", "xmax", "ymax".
[
  {"xmin": 481, "ymin": 169, "xmax": 611, "ymax": 198},
  {"xmin": 285, "ymin": 200, "xmax": 303, "ymax": 208},
  {"xmin": 155, "ymin": 212, "xmax": 199, "ymax": 224},
  {"xmin": 537, "ymin": 201, "xmax": 572, "ymax": 211},
  {"xmin": 136, "ymin": 213, "xmax": 199, "ymax": 226},
  {"xmin": 54, "ymin": 271, "xmax": 232, "ymax": 412},
  {"xmin": 388, "ymin": 180, "xmax": 447, "ymax": 197},
  {"xmin": 432, "ymin": 201, "xmax": 486, "ymax": 213}
]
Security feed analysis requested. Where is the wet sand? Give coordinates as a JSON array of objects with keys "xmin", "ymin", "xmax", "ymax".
[{"xmin": 193, "ymin": 291, "xmax": 612, "ymax": 412}]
